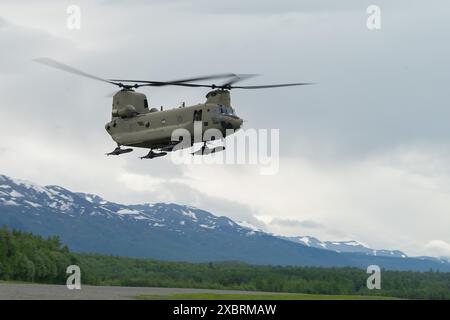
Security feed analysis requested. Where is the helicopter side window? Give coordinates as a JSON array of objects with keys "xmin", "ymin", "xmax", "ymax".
[{"xmin": 144, "ymin": 99, "xmax": 149, "ymax": 109}]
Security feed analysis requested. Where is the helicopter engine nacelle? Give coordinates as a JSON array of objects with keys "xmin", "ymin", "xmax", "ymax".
[
  {"xmin": 112, "ymin": 90, "xmax": 149, "ymax": 119},
  {"xmin": 205, "ymin": 90, "xmax": 231, "ymax": 107},
  {"xmin": 115, "ymin": 104, "xmax": 138, "ymax": 118}
]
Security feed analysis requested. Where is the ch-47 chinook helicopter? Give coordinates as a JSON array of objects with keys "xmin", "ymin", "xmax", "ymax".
[{"xmin": 34, "ymin": 58, "xmax": 312, "ymax": 159}]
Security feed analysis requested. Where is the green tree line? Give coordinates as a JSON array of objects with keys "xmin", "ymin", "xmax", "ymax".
[{"xmin": 78, "ymin": 254, "xmax": 450, "ymax": 299}]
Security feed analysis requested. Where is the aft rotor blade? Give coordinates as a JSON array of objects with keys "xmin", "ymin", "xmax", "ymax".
[
  {"xmin": 231, "ymin": 83, "xmax": 314, "ymax": 89},
  {"xmin": 34, "ymin": 57, "xmax": 121, "ymax": 86},
  {"xmin": 110, "ymin": 73, "xmax": 237, "ymax": 86},
  {"xmin": 139, "ymin": 82, "xmax": 314, "ymax": 90}
]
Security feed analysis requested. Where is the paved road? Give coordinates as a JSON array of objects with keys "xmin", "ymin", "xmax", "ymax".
[{"xmin": 0, "ymin": 283, "xmax": 276, "ymax": 300}]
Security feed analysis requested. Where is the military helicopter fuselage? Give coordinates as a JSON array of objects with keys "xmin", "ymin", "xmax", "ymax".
[
  {"xmin": 34, "ymin": 57, "xmax": 311, "ymax": 159},
  {"xmin": 106, "ymin": 89, "xmax": 242, "ymax": 151}
]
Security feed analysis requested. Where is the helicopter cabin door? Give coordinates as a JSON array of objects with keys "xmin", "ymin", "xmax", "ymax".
[{"xmin": 193, "ymin": 110, "xmax": 202, "ymax": 122}]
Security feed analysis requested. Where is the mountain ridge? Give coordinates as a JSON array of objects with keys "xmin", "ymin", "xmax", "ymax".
[
  {"xmin": 1, "ymin": 174, "xmax": 449, "ymax": 271},
  {"xmin": 280, "ymin": 235, "xmax": 407, "ymax": 258}
]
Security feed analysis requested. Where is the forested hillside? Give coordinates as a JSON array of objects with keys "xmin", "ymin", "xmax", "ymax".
[
  {"xmin": 78, "ymin": 254, "xmax": 450, "ymax": 299},
  {"xmin": 0, "ymin": 227, "xmax": 77, "ymax": 283}
]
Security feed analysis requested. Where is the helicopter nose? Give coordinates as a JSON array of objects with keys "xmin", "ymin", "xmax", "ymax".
[
  {"xmin": 236, "ymin": 117, "xmax": 244, "ymax": 128},
  {"xmin": 220, "ymin": 117, "xmax": 243, "ymax": 131}
]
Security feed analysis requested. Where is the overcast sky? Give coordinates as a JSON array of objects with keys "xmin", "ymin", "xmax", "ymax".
[{"xmin": 1, "ymin": 0, "xmax": 450, "ymax": 257}]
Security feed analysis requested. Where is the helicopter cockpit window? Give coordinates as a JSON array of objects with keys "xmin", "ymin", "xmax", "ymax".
[
  {"xmin": 144, "ymin": 99, "xmax": 149, "ymax": 109},
  {"xmin": 220, "ymin": 107, "xmax": 235, "ymax": 116}
]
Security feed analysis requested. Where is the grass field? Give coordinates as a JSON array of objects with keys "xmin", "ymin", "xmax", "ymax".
[{"xmin": 137, "ymin": 293, "xmax": 399, "ymax": 300}]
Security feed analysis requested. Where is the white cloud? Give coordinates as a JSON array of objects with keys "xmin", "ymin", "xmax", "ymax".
[
  {"xmin": 175, "ymin": 147, "xmax": 450, "ymax": 256},
  {"xmin": 425, "ymin": 240, "xmax": 450, "ymax": 258}
]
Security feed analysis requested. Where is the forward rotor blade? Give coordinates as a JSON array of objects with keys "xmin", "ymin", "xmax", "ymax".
[
  {"xmin": 34, "ymin": 57, "xmax": 120, "ymax": 86},
  {"xmin": 138, "ymin": 82, "xmax": 214, "ymax": 88},
  {"xmin": 153, "ymin": 73, "xmax": 238, "ymax": 86},
  {"xmin": 104, "ymin": 90, "xmax": 120, "ymax": 97},
  {"xmin": 221, "ymin": 74, "xmax": 259, "ymax": 87},
  {"xmin": 110, "ymin": 73, "xmax": 237, "ymax": 86},
  {"xmin": 230, "ymin": 83, "xmax": 314, "ymax": 89}
]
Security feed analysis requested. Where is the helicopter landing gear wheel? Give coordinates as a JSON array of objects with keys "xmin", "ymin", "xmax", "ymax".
[
  {"xmin": 106, "ymin": 146, "xmax": 133, "ymax": 156},
  {"xmin": 191, "ymin": 142, "xmax": 225, "ymax": 155},
  {"xmin": 140, "ymin": 150, "xmax": 167, "ymax": 160}
]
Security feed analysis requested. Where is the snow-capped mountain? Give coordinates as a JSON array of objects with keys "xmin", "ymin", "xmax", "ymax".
[
  {"xmin": 281, "ymin": 236, "xmax": 407, "ymax": 258},
  {"xmin": 0, "ymin": 175, "xmax": 240, "ymax": 231},
  {"xmin": 1, "ymin": 174, "xmax": 449, "ymax": 272}
]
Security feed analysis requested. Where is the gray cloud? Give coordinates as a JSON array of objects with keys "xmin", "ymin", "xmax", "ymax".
[
  {"xmin": 271, "ymin": 218, "xmax": 323, "ymax": 229},
  {"xmin": 1, "ymin": 1, "xmax": 450, "ymax": 256},
  {"xmin": 0, "ymin": 17, "xmax": 7, "ymax": 28},
  {"xmin": 102, "ymin": 0, "xmax": 407, "ymax": 15},
  {"xmin": 122, "ymin": 158, "xmax": 185, "ymax": 179}
]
